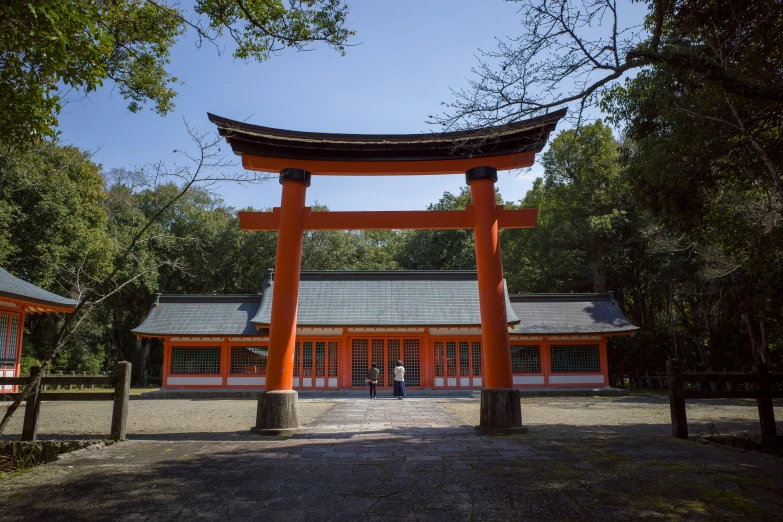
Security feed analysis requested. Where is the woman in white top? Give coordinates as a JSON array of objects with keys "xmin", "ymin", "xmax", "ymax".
[{"xmin": 393, "ymin": 360, "xmax": 406, "ymax": 399}]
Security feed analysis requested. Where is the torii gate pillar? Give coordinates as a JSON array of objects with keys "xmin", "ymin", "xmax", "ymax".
[
  {"xmin": 467, "ymin": 167, "xmax": 523, "ymax": 434},
  {"xmin": 251, "ymin": 168, "xmax": 310, "ymax": 435}
]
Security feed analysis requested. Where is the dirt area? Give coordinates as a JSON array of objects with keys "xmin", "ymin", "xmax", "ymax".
[
  {"xmin": 0, "ymin": 395, "xmax": 778, "ymax": 441},
  {"xmin": 439, "ymin": 396, "xmax": 781, "ymax": 438},
  {"xmin": 0, "ymin": 399, "xmax": 335, "ymax": 441}
]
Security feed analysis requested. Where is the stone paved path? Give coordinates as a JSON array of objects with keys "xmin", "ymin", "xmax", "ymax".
[{"xmin": 0, "ymin": 398, "xmax": 782, "ymax": 521}]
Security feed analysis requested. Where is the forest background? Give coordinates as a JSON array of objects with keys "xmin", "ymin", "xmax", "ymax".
[{"xmin": 2, "ymin": 116, "xmax": 780, "ymax": 384}]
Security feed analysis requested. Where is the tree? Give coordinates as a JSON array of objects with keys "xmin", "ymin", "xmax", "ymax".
[
  {"xmin": 0, "ymin": 0, "xmax": 353, "ymax": 146},
  {"xmin": 434, "ymin": 0, "xmax": 783, "ymax": 129},
  {"xmin": 396, "ymin": 187, "xmax": 504, "ymax": 271},
  {"xmin": 0, "ymin": 127, "xmax": 269, "ymax": 434},
  {"xmin": 0, "ymin": 141, "xmax": 113, "ymax": 291}
]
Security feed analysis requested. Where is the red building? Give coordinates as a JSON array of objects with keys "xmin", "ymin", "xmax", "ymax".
[
  {"xmin": 132, "ymin": 271, "xmax": 637, "ymax": 391},
  {"xmin": 0, "ymin": 267, "xmax": 78, "ymax": 391}
]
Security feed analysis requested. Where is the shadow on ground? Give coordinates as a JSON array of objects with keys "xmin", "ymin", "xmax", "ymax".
[{"xmin": 0, "ymin": 423, "xmax": 781, "ymax": 521}]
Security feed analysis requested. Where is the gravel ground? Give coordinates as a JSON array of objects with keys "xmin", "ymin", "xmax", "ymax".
[
  {"xmin": 440, "ymin": 395, "xmax": 782, "ymax": 438},
  {"xmin": 0, "ymin": 399, "xmax": 335, "ymax": 441},
  {"xmin": 1, "ymin": 395, "xmax": 778, "ymax": 441}
]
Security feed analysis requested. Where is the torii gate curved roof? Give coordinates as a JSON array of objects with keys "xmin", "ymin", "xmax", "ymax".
[{"xmin": 207, "ymin": 109, "xmax": 566, "ymax": 175}]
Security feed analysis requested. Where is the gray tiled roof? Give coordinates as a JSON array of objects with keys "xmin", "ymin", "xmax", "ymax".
[
  {"xmin": 131, "ymin": 295, "xmax": 263, "ymax": 336},
  {"xmin": 251, "ymin": 271, "xmax": 520, "ymax": 326},
  {"xmin": 510, "ymin": 293, "xmax": 639, "ymax": 335},
  {"xmin": 0, "ymin": 267, "xmax": 78, "ymax": 309}
]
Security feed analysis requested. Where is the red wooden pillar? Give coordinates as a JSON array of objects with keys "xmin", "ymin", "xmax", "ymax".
[
  {"xmin": 467, "ymin": 166, "xmax": 523, "ymax": 433},
  {"xmin": 467, "ymin": 167, "xmax": 513, "ymax": 389},
  {"xmin": 265, "ymin": 169, "xmax": 309, "ymax": 391},
  {"xmin": 253, "ymin": 169, "xmax": 310, "ymax": 434}
]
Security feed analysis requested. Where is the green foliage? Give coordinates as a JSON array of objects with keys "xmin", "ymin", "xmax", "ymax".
[
  {"xmin": 0, "ymin": 141, "xmax": 112, "ymax": 291},
  {"xmin": 4, "ymin": 131, "xmax": 780, "ymax": 381},
  {"xmin": 19, "ymin": 355, "xmax": 41, "ymax": 376},
  {"xmin": 396, "ymin": 187, "xmax": 502, "ymax": 271},
  {"xmin": 0, "ymin": 0, "xmax": 353, "ymax": 147},
  {"xmin": 503, "ymin": 121, "xmax": 630, "ymax": 293}
]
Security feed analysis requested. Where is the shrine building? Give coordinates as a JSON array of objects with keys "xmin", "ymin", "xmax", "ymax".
[
  {"xmin": 132, "ymin": 270, "xmax": 638, "ymax": 391},
  {"xmin": 0, "ymin": 267, "xmax": 78, "ymax": 391}
]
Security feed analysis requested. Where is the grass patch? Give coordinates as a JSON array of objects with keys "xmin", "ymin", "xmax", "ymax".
[{"xmin": 0, "ymin": 440, "xmax": 114, "ymax": 476}]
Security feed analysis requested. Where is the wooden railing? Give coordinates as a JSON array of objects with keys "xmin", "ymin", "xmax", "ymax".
[
  {"xmin": 0, "ymin": 362, "xmax": 131, "ymax": 442},
  {"xmin": 666, "ymin": 359, "xmax": 782, "ymax": 441}
]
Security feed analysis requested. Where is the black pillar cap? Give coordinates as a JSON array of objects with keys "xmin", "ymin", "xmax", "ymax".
[
  {"xmin": 465, "ymin": 166, "xmax": 498, "ymax": 185},
  {"xmin": 279, "ymin": 168, "xmax": 312, "ymax": 187}
]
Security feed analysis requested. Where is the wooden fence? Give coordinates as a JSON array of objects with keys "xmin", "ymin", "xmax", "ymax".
[
  {"xmin": 611, "ymin": 368, "xmax": 765, "ymax": 391},
  {"xmin": 0, "ymin": 362, "xmax": 131, "ymax": 442},
  {"xmin": 666, "ymin": 360, "xmax": 782, "ymax": 441}
]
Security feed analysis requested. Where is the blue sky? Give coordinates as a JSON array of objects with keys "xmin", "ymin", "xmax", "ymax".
[{"xmin": 57, "ymin": 0, "xmax": 644, "ymax": 211}]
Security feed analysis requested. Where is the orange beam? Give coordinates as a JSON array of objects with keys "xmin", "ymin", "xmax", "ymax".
[
  {"xmin": 238, "ymin": 207, "xmax": 538, "ymax": 231},
  {"xmin": 242, "ymin": 152, "xmax": 536, "ymax": 176}
]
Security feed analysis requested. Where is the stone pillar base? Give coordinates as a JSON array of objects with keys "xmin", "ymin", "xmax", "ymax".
[
  {"xmin": 250, "ymin": 390, "xmax": 300, "ymax": 436},
  {"xmin": 475, "ymin": 388, "xmax": 527, "ymax": 435}
]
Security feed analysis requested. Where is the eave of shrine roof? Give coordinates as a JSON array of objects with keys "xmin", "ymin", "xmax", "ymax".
[
  {"xmin": 0, "ymin": 267, "xmax": 78, "ymax": 311},
  {"xmin": 132, "ymin": 295, "xmax": 263, "ymax": 337},
  {"xmin": 509, "ymin": 293, "xmax": 639, "ymax": 335},
  {"xmin": 251, "ymin": 271, "xmax": 519, "ymax": 327}
]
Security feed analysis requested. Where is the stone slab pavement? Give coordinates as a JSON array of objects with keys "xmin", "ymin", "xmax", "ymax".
[{"xmin": 0, "ymin": 398, "xmax": 781, "ymax": 521}]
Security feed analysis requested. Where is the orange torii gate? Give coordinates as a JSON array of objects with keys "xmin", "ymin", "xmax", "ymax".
[{"xmin": 209, "ymin": 110, "xmax": 566, "ymax": 434}]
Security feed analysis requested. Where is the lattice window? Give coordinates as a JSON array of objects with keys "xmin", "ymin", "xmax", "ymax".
[
  {"xmin": 446, "ymin": 341, "xmax": 457, "ymax": 377},
  {"xmin": 7, "ymin": 316, "xmax": 18, "ymax": 361},
  {"xmin": 0, "ymin": 314, "xmax": 7, "ymax": 360},
  {"xmin": 230, "ymin": 346, "xmax": 267, "ymax": 374},
  {"xmin": 372, "ymin": 339, "xmax": 385, "ymax": 387},
  {"xmin": 459, "ymin": 341, "xmax": 470, "ymax": 376},
  {"xmin": 387, "ymin": 339, "xmax": 402, "ymax": 388},
  {"xmin": 302, "ymin": 341, "xmax": 313, "ymax": 377},
  {"xmin": 352, "ymin": 339, "xmax": 368, "ymax": 386},
  {"xmin": 315, "ymin": 342, "xmax": 326, "ymax": 377},
  {"xmin": 328, "ymin": 341, "xmax": 338, "ymax": 377},
  {"xmin": 404, "ymin": 339, "xmax": 420, "ymax": 386},
  {"xmin": 471, "ymin": 342, "xmax": 482, "ymax": 377},
  {"xmin": 511, "ymin": 345, "xmax": 541, "ymax": 373},
  {"xmin": 434, "ymin": 341, "xmax": 444, "ymax": 377},
  {"xmin": 293, "ymin": 342, "xmax": 300, "ymax": 377},
  {"xmin": 550, "ymin": 345, "xmax": 600, "ymax": 373},
  {"xmin": 171, "ymin": 347, "xmax": 221, "ymax": 374}
]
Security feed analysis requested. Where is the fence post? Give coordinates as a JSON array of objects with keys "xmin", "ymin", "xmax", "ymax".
[
  {"xmin": 110, "ymin": 361, "xmax": 131, "ymax": 441},
  {"xmin": 80, "ymin": 371, "xmax": 86, "ymax": 391},
  {"xmin": 754, "ymin": 364, "xmax": 777, "ymax": 438},
  {"xmin": 724, "ymin": 368, "xmax": 732, "ymax": 391},
  {"xmin": 21, "ymin": 366, "xmax": 42, "ymax": 442},
  {"xmin": 667, "ymin": 359, "xmax": 688, "ymax": 439},
  {"xmin": 743, "ymin": 366, "xmax": 752, "ymax": 391}
]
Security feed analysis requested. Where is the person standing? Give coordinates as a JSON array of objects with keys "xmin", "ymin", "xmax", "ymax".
[
  {"xmin": 366, "ymin": 363, "xmax": 380, "ymax": 399},
  {"xmin": 393, "ymin": 360, "xmax": 406, "ymax": 399}
]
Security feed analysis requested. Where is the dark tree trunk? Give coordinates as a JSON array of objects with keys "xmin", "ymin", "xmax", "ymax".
[
  {"xmin": 138, "ymin": 337, "xmax": 151, "ymax": 387},
  {"xmin": 743, "ymin": 313, "xmax": 762, "ymax": 365}
]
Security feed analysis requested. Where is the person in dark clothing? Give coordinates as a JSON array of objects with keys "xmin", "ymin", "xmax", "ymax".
[{"xmin": 367, "ymin": 362, "xmax": 380, "ymax": 399}]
